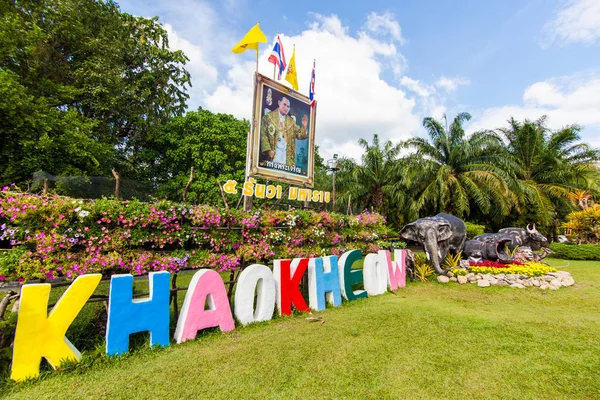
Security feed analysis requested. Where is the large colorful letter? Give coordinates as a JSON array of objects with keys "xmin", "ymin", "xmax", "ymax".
[
  {"xmin": 234, "ymin": 264, "xmax": 276, "ymax": 325},
  {"xmin": 106, "ymin": 271, "xmax": 170, "ymax": 356},
  {"xmin": 363, "ymin": 252, "xmax": 388, "ymax": 296},
  {"xmin": 338, "ymin": 250, "xmax": 368, "ymax": 301},
  {"xmin": 308, "ymin": 256, "xmax": 342, "ymax": 311},
  {"xmin": 273, "ymin": 258, "xmax": 309, "ymax": 315},
  {"xmin": 11, "ymin": 274, "xmax": 101, "ymax": 381},
  {"xmin": 174, "ymin": 269, "xmax": 235, "ymax": 344},
  {"xmin": 387, "ymin": 249, "xmax": 407, "ymax": 290}
]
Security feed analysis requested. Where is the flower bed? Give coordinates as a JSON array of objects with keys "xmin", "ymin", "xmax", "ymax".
[
  {"xmin": 469, "ymin": 260, "xmax": 557, "ymax": 277},
  {"xmin": 0, "ymin": 188, "xmax": 392, "ymax": 282}
]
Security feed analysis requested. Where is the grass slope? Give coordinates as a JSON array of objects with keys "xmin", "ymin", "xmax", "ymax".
[{"xmin": 3, "ymin": 259, "xmax": 600, "ymax": 399}]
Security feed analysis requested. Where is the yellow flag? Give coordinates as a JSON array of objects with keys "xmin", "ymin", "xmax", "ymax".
[
  {"xmin": 285, "ymin": 48, "xmax": 298, "ymax": 91},
  {"xmin": 232, "ymin": 23, "xmax": 267, "ymax": 54}
]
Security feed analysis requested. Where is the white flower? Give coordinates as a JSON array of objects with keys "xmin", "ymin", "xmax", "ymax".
[{"xmin": 78, "ymin": 210, "xmax": 90, "ymax": 218}]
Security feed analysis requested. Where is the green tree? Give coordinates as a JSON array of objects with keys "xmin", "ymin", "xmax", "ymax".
[
  {"xmin": 0, "ymin": 0, "xmax": 190, "ymax": 184},
  {"xmin": 143, "ymin": 108, "xmax": 249, "ymax": 205},
  {"xmin": 496, "ymin": 116, "xmax": 600, "ymax": 230},
  {"xmin": 404, "ymin": 113, "xmax": 515, "ymax": 220},
  {"xmin": 335, "ymin": 134, "xmax": 404, "ymax": 218}
]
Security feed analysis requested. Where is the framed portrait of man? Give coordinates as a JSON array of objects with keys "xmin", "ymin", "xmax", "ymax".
[{"xmin": 247, "ymin": 73, "xmax": 317, "ymax": 187}]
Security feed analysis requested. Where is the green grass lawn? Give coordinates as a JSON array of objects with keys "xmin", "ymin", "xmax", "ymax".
[{"xmin": 2, "ymin": 259, "xmax": 599, "ymax": 399}]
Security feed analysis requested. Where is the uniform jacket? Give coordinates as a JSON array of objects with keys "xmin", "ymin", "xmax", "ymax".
[{"xmin": 260, "ymin": 110, "xmax": 308, "ymax": 165}]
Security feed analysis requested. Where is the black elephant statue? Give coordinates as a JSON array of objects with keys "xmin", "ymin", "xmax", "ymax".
[{"xmin": 399, "ymin": 213, "xmax": 467, "ymax": 275}]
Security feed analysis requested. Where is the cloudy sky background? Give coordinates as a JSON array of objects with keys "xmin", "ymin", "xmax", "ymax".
[{"xmin": 117, "ymin": 0, "xmax": 600, "ymax": 161}]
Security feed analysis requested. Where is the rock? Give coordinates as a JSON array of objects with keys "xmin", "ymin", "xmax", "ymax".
[
  {"xmin": 447, "ymin": 271, "xmax": 454, "ymax": 278},
  {"xmin": 495, "ymin": 274, "xmax": 506, "ymax": 280},
  {"xmin": 457, "ymin": 276, "xmax": 468, "ymax": 285},
  {"xmin": 476, "ymin": 274, "xmax": 483, "ymax": 281},
  {"xmin": 532, "ymin": 279, "xmax": 541, "ymax": 287},
  {"xmin": 466, "ymin": 273, "xmax": 474, "ymax": 278},
  {"xmin": 478, "ymin": 279, "xmax": 491, "ymax": 287},
  {"xmin": 510, "ymin": 283, "xmax": 525, "ymax": 289},
  {"xmin": 437, "ymin": 275, "xmax": 450, "ymax": 283},
  {"xmin": 506, "ymin": 274, "xmax": 519, "ymax": 280},
  {"xmin": 540, "ymin": 283, "xmax": 549, "ymax": 290},
  {"xmin": 542, "ymin": 276, "xmax": 554, "ymax": 282},
  {"xmin": 562, "ymin": 276, "xmax": 575, "ymax": 286},
  {"xmin": 489, "ymin": 277, "xmax": 499, "ymax": 285},
  {"xmin": 547, "ymin": 272, "xmax": 560, "ymax": 278},
  {"xmin": 522, "ymin": 279, "xmax": 533, "ymax": 287},
  {"xmin": 450, "ymin": 277, "xmax": 458, "ymax": 282},
  {"xmin": 496, "ymin": 280, "xmax": 509, "ymax": 286}
]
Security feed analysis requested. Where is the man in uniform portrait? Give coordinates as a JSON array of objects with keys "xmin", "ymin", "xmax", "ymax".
[{"xmin": 260, "ymin": 96, "xmax": 308, "ymax": 168}]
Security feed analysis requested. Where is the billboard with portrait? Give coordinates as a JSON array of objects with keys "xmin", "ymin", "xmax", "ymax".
[{"xmin": 247, "ymin": 73, "xmax": 316, "ymax": 187}]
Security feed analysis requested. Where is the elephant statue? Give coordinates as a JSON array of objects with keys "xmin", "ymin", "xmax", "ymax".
[{"xmin": 399, "ymin": 213, "xmax": 467, "ymax": 275}]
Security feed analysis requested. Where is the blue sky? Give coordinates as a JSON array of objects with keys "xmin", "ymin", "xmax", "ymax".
[{"xmin": 118, "ymin": 0, "xmax": 600, "ymax": 160}]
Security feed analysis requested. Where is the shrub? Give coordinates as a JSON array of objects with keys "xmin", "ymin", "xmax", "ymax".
[
  {"xmin": 549, "ymin": 243, "xmax": 600, "ymax": 261},
  {"xmin": 413, "ymin": 253, "xmax": 434, "ymax": 282},
  {"xmin": 442, "ymin": 251, "xmax": 462, "ymax": 270},
  {"xmin": 0, "ymin": 189, "xmax": 390, "ymax": 282},
  {"xmin": 465, "ymin": 222, "xmax": 485, "ymax": 239},
  {"xmin": 561, "ymin": 204, "xmax": 600, "ymax": 244}
]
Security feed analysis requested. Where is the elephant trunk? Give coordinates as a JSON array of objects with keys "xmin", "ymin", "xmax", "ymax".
[{"xmin": 423, "ymin": 233, "xmax": 446, "ymax": 275}]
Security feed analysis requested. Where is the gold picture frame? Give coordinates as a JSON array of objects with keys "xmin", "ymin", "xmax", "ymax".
[{"xmin": 248, "ymin": 73, "xmax": 317, "ymax": 187}]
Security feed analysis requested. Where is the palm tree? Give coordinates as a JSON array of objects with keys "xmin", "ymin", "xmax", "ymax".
[
  {"xmin": 335, "ymin": 134, "xmax": 406, "ymax": 218},
  {"xmin": 496, "ymin": 116, "xmax": 600, "ymax": 227},
  {"xmin": 404, "ymin": 113, "xmax": 515, "ymax": 220}
]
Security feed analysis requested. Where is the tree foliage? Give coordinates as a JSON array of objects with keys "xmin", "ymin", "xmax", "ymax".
[
  {"xmin": 403, "ymin": 113, "xmax": 514, "ymax": 220},
  {"xmin": 496, "ymin": 116, "xmax": 600, "ymax": 226},
  {"xmin": 0, "ymin": 0, "xmax": 190, "ymax": 184},
  {"xmin": 144, "ymin": 108, "xmax": 249, "ymax": 205},
  {"xmin": 335, "ymin": 134, "xmax": 404, "ymax": 217}
]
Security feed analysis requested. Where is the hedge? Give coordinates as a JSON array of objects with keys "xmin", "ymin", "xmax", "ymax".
[
  {"xmin": 0, "ymin": 188, "xmax": 392, "ymax": 282},
  {"xmin": 549, "ymin": 242, "xmax": 600, "ymax": 261}
]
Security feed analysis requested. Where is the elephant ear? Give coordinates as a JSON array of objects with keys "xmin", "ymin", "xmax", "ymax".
[
  {"xmin": 400, "ymin": 223, "xmax": 418, "ymax": 241},
  {"xmin": 438, "ymin": 223, "xmax": 452, "ymax": 241}
]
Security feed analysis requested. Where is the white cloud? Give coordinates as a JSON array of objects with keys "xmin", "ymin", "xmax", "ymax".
[
  {"xmin": 435, "ymin": 76, "xmax": 470, "ymax": 93},
  {"xmin": 118, "ymin": 3, "xmax": 432, "ymax": 161},
  {"xmin": 363, "ymin": 11, "xmax": 406, "ymax": 44},
  {"xmin": 399, "ymin": 75, "xmax": 470, "ymax": 122},
  {"xmin": 205, "ymin": 14, "xmax": 419, "ymax": 161},
  {"xmin": 400, "ymin": 77, "xmax": 433, "ymax": 98},
  {"xmin": 542, "ymin": 0, "xmax": 600, "ymax": 46},
  {"xmin": 163, "ymin": 24, "xmax": 218, "ymax": 110},
  {"xmin": 468, "ymin": 72, "xmax": 600, "ymax": 147}
]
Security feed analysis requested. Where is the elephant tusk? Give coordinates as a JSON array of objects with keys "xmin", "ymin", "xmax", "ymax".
[{"xmin": 425, "ymin": 252, "xmax": 430, "ymax": 260}]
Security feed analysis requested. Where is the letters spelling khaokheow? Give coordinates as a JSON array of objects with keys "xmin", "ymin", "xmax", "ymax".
[{"xmin": 10, "ymin": 249, "xmax": 406, "ymax": 381}]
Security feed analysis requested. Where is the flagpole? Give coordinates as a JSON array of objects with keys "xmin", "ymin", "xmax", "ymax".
[
  {"xmin": 273, "ymin": 33, "xmax": 277, "ymax": 80},
  {"xmin": 255, "ymin": 21, "xmax": 260, "ymax": 72}
]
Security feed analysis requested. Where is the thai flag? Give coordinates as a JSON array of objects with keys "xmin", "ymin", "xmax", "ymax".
[
  {"xmin": 309, "ymin": 60, "xmax": 316, "ymax": 107},
  {"xmin": 268, "ymin": 36, "xmax": 286, "ymax": 80}
]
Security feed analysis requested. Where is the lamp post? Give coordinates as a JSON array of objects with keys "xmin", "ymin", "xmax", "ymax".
[{"xmin": 327, "ymin": 154, "xmax": 339, "ymax": 211}]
